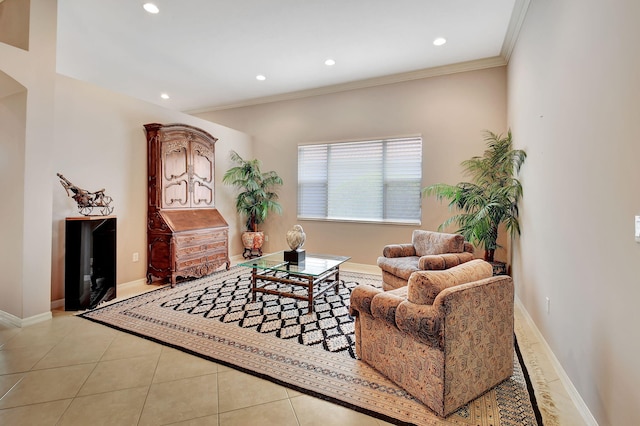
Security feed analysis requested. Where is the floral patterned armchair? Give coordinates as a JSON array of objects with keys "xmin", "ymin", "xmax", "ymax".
[
  {"xmin": 350, "ymin": 259, "xmax": 514, "ymax": 417},
  {"xmin": 377, "ymin": 230, "xmax": 475, "ymax": 291}
]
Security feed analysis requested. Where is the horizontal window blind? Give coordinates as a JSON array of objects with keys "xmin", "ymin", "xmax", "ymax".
[{"xmin": 298, "ymin": 137, "xmax": 422, "ymax": 224}]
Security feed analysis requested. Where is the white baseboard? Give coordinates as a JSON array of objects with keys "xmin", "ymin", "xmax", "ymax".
[
  {"xmin": 117, "ymin": 278, "xmax": 147, "ymax": 290},
  {"xmin": 343, "ymin": 261, "xmax": 382, "ymax": 275},
  {"xmin": 0, "ymin": 309, "xmax": 53, "ymax": 328},
  {"xmin": 515, "ymin": 297, "xmax": 598, "ymax": 425}
]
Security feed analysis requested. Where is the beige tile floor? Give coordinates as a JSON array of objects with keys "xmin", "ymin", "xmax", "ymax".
[{"xmin": 0, "ymin": 263, "xmax": 585, "ymax": 426}]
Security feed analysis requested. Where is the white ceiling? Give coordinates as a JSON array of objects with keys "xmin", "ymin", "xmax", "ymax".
[{"xmin": 56, "ymin": 0, "xmax": 527, "ymax": 112}]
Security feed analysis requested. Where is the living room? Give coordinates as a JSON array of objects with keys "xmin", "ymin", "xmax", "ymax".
[{"xmin": 1, "ymin": 1, "xmax": 639, "ymax": 425}]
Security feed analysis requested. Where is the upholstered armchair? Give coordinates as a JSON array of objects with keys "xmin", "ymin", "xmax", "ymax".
[
  {"xmin": 350, "ymin": 259, "xmax": 514, "ymax": 417},
  {"xmin": 377, "ymin": 230, "xmax": 475, "ymax": 291}
]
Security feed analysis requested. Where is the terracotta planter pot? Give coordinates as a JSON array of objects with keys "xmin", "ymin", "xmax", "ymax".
[{"xmin": 490, "ymin": 261, "xmax": 508, "ymax": 276}]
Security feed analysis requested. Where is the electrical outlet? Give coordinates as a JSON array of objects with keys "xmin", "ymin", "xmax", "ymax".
[
  {"xmin": 545, "ymin": 297, "xmax": 550, "ymax": 313},
  {"xmin": 264, "ymin": 235, "xmax": 269, "ymax": 242},
  {"xmin": 132, "ymin": 252, "xmax": 139, "ymax": 262}
]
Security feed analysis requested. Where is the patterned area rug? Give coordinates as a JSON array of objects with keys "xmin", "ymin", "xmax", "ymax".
[
  {"xmin": 80, "ymin": 267, "xmax": 540, "ymax": 426},
  {"xmin": 160, "ymin": 267, "xmax": 360, "ymax": 358}
]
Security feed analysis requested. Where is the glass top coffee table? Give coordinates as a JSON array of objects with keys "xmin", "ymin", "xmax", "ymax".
[{"xmin": 239, "ymin": 252, "xmax": 350, "ymax": 313}]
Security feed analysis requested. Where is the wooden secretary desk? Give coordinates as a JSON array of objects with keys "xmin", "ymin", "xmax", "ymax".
[{"xmin": 144, "ymin": 123, "xmax": 230, "ymax": 286}]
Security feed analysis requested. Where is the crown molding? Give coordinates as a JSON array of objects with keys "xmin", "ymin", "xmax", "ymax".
[
  {"xmin": 188, "ymin": 56, "xmax": 507, "ymax": 114},
  {"xmin": 501, "ymin": 0, "xmax": 531, "ymax": 61}
]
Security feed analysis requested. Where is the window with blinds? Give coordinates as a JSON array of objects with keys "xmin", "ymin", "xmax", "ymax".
[{"xmin": 297, "ymin": 137, "xmax": 422, "ymax": 224}]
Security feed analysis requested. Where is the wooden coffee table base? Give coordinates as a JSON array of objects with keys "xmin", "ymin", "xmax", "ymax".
[{"xmin": 250, "ymin": 266, "xmax": 341, "ymax": 314}]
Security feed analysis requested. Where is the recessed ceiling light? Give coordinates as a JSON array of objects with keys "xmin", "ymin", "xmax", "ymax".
[
  {"xmin": 143, "ymin": 3, "xmax": 159, "ymax": 14},
  {"xmin": 256, "ymin": 75, "xmax": 266, "ymax": 81},
  {"xmin": 324, "ymin": 59, "xmax": 336, "ymax": 66},
  {"xmin": 433, "ymin": 37, "xmax": 447, "ymax": 46},
  {"xmin": 160, "ymin": 93, "xmax": 170, "ymax": 100}
]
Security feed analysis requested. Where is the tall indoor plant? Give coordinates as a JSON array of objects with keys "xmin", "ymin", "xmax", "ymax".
[
  {"xmin": 223, "ymin": 150, "xmax": 283, "ymax": 256},
  {"xmin": 423, "ymin": 130, "xmax": 526, "ymax": 262}
]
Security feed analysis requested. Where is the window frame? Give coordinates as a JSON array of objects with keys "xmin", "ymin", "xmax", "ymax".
[{"xmin": 296, "ymin": 135, "xmax": 423, "ymax": 225}]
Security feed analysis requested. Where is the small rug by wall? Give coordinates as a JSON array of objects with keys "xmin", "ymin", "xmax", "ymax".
[{"xmin": 80, "ymin": 267, "xmax": 540, "ymax": 426}]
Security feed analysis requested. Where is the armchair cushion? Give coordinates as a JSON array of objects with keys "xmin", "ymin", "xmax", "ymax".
[
  {"xmin": 407, "ymin": 259, "xmax": 493, "ymax": 305},
  {"xmin": 377, "ymin": 256, "xmax": 421, "ymax": 281},
  {"xmin": 417, "ymin": 252, "xmax": 475, "ymax": 270},
  {"xmin": 412, "ymin": 230, "xmax": 464, "ymax": 256}
]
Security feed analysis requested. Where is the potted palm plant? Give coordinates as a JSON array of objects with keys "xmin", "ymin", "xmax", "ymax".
[
  {"xmin": 423, "ymin": 130, "xmax": 526, "ymax": 265},
  {"xmin": 223, "ymin": 150, "xmax": 283, "ymax": 258}
]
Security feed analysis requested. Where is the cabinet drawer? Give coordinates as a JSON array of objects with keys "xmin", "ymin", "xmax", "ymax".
[
  {"xmin": 208, "ymin": 252, "xmax": 227, "ymax": 263},
  {"xmin": 174, "ymin": 232, "xmax": 209, "ymax": 247},
  {"xmin": 175, "ymin": 229, "xmax": 228, "ymax": 247},
  {"xmin": 175, "ymin": 256, "xmax": 205, "ymax": 270},
  {"xmin": 176, "ymin": 240, "xmax": 227, "ymax": 257},
  {"xmin": 209, "ymin": 229, "xmax": 228, "ymax": 241},
  {"xmin": 175, "ymin": 252, "xmax": 227, "ymax": 270}
]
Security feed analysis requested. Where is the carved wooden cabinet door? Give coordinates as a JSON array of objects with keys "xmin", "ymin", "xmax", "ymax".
[
  {"xmin": 160, "ymin": 131, "xmax": 214, "ymax": 209},
  {"xmin": 161, "ymin": 138, "xmax": 190, "ymax": 208},
  {"xmin": 190, "ymin": 139, "xmax": 214, "ymax": 207}
]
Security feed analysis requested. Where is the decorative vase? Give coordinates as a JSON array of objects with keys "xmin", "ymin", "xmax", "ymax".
[{"xmin": 241, "ymin": 231, "xmax": 264, "ymax": 258}]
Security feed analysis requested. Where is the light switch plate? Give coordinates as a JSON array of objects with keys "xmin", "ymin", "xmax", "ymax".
[{"xmin": 635, "ymin": 216, "xmax": 640, "ymax": 242}]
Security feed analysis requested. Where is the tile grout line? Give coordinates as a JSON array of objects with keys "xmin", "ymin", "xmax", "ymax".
[{"xmin": 135, "ymin": 345, "xmax": 165, "ymax": 425}]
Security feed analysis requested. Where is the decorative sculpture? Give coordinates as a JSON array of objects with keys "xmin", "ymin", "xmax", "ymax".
[
  {"xmin": 286, "ymin": 224, "xmax": 306, "ymax": 250},
  {"xmin": 57, "ymin": 173, "xmax": 114, "ymax": 216},
  {"xmin": 284, "ymin": 224, "xmax": 306, "ymax": 264}
]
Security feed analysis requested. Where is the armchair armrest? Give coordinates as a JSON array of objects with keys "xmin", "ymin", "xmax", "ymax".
[
  {"xmin": 435, "ymin": 276, "xmax": 514, "ymax": 341},
  {"xmin": 396, "ymin": 275, "xmax": 514, "ymax": 350},
  {"xmin": 349, "ymin": 284, "xmax": 382, "ymax": 317},
  {"xmin": 395, "ymin": 301, "xmax": 444, "ymax": 349},
  {"xmin": 382, "ymin": 243, "xmax": 416, "ymax": 258},
  {"xmin": 370, "ymin": 288, "xmax": 407, "ymax": 325}
]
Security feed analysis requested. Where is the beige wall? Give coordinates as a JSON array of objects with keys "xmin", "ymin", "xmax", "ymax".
[
  {"xmin": 508, "ymin": 0, "xmax": 640, "ymax": 424},
  {"xmin": 0, "ymin": 89, "xmax": 26, "ymax": 317},
  {"xmin": 0, "ymin": 0, "xmax": 30, "ymax": 51},
  {"xmin": 51, "ymin": 75, "xmax": 251, "ymax": 302},
  {"xmin": 197, "ymin": 67, "xmax": 508, "ymax": 265}
]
